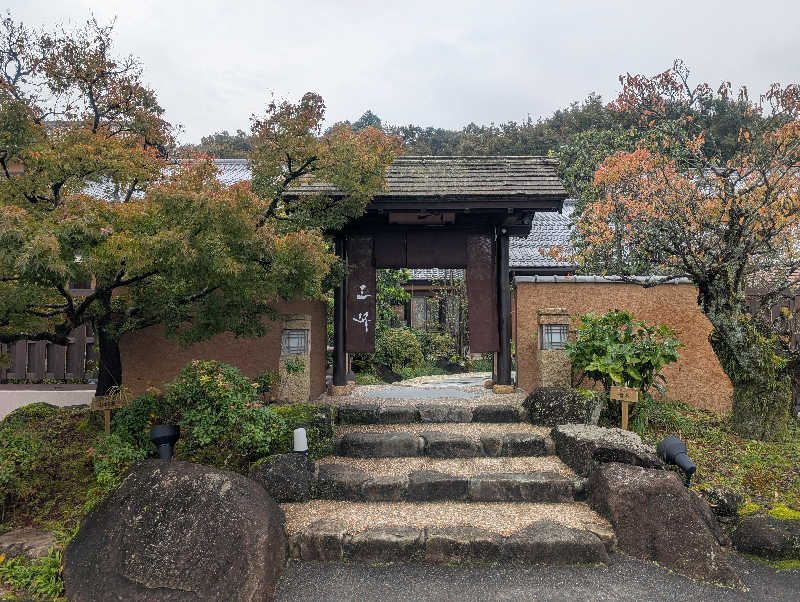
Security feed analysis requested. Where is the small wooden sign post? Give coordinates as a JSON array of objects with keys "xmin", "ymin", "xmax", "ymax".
[
  {"xmin": 610, "ymin": 385, "xmax": 639, "ymax": 431},
  {"xmin": 91, "ymin": 396, "xmax": 126, "ymax": 434}
]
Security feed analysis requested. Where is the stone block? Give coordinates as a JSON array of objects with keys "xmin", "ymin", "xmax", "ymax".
[
  {"xmin": 407, "ymin": 470, "xmax": 469, "ymax": 501},
  {"xmin": 421, "ymin": 432, "xmax": 482, "ymax": 458},
  {"xmin": 345, "ymin": 527, "xmax": 424, "ymax": 562},
  {"xmin": 425, "ymin": 526, "xmax": 503, "ymax": 563},
  {"xmin": 501, "ymin": 520, "xmax": 609, "ymax": 564},
  {"xmin": 501, "ymin": 433, "xmax": 548, "ymax": 456},
  {"xmin": 418, "ymin": 404, "xmax": 473, "ymax": 423},
  {"xmin": 468, "ymin": 472, "xmax": 573, "ymax": 503},
  {"xmin": 378, "ymin": 406, "xmax": 419, "ymax": 424},
  {"xmin": 337, "ymin": 404, "xmax": 380, "ymax": 424},
  {"xmin": 471, "ymin": 405, "xmax": 521, "ymax": 423}
]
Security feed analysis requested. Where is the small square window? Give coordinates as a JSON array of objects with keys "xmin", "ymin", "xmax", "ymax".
[
  {"xmin": 540, "ymin": 324, "xmax": 568, "ymax": 350},
  {"xmin": 281, "ymin": 329, "xmax": 308, "ymax": 354}
]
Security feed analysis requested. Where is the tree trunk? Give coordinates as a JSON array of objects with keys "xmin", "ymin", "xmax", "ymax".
[
  {"xmin": 95, "ymin": 325, "xmax": 123, "ymax": 397},
  {"xmin": 706, "ymin": 294, "xmax": 790, "ymax": 440}
]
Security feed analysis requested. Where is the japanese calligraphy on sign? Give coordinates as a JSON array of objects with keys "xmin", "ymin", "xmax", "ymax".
[{"xmin": 346, "ymin": 236, "xmax": 376, "ymax": 352}]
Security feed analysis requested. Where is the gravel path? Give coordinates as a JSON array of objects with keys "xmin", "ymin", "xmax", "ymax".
[
  {"xmin": 316, "ymin": 455, "xmax": 574, "ymax": 477},
  {"xmin": 338, "ymin": 423, "xmax": 550, "ymax": 437},
  {"xmin": 275, "ymin": 554, "xmax": 800, "ymax": 602},
  {"xmin": 280, "ymin": 501, "xmax": 611, "ymax": 537}
]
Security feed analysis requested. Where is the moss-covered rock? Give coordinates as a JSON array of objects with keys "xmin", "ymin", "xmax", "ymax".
[{"xmin": 523, "ymin": 387, "xmax": 602, "ymax": 426}]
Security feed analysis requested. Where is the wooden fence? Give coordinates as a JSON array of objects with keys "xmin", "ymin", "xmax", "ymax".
[{"xmin": 0, "ymin": 324, "xmax": 97, "ymax": 383}]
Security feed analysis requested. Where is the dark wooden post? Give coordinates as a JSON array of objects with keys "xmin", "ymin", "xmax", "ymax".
[
  {"xmin": 496, "ymin": 227, "xmax": 512, "ymax": 385},
  {"xmin": 333, "ymin": 235, "xmax": 347, "ymax": 386}
]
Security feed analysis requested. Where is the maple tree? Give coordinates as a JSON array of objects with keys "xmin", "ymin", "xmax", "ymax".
[
  {"xmin": 0, "ymin": 15, "xmax": 398, "ymax": 396},
  {"xmin": 573, "ymin": 61, "xmax": 800, "ymax": 439}
]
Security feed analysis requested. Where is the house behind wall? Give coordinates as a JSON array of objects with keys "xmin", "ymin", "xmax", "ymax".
[{"xmin": 514, "ymin": 276, "xmax": 734, "ymax": 412}]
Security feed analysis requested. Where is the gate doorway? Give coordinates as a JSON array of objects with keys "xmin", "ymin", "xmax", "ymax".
[{"xmin": 291, "ymin": 156, "xmax": 567, "ymax": 390}]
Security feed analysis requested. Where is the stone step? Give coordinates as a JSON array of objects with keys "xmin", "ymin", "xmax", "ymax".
[
  {"xmin": 315, "ymin": 458, "xmax": 582, "ymax": 502},
  {"xmin": 336, "ymin": 423, "xmax": 553, "ymax": 458},
  {"xmin": 337, "ymin": 403, "xmax": 526, "ymax": 425},
  {"xmin": 282, "ymin": 500, "xmax": 615, "ymax": 565}
]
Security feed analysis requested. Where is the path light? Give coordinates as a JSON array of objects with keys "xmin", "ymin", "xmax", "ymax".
[
  {"xmin": 656, "ymin": 436, "xmax": 696, "ymax": 487},
  {"xmin": 293, "ymin": 427, "xmax": 308, "ymax": 453},
  {"xmin": 149, "ymin": 424, "xmax": 180, "ymax": 460}
]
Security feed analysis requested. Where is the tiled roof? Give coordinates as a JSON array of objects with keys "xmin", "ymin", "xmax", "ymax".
[
  {"xmin": 212, "ymin": 159, "xmax": 252, "ymax": 186},
  {"xmin": 289, "ymin": 156, "xmax": 566, "ymax": 199}
]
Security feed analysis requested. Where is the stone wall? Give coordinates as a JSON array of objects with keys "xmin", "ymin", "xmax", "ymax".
[
  {"xmin": 514, "ymin": 277, "xmax": 733, "ymax": 412},
  {"xmin": 120, "ymin": 300, "xmax": 327, "ymax": 401}
]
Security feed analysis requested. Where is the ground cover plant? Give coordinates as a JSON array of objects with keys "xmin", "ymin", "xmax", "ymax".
[
  {"xmin": 630, "ymin": 397, "xmax": 800, "ymax": 515},
  {"xmin": 0, "ymin": 360, "xmax": 334, "ymax": 600}
]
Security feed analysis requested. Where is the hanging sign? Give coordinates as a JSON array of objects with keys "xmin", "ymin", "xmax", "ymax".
[{"xmin": 346, "ymin": 236, "xmax": 376, "ymax": 352}]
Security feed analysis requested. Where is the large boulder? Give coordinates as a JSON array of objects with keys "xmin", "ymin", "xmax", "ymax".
[
  {"xmin": 523, "ymin": 388, "xmax": 602, "ymax": 426},
  {"xmin": 551, "ymin": 423, "xmax": 663, "ymax": 477},
  {"xmin": 732, "ymin": 517, "xmax": 800, "ymax": 560},
  {"xmin": 63, "ymin": 460, "xmax": 287, "ymax": 602},
  {"xmin": 588, "ymin": 462, "xmax": 740, "ymax": 587},
  {"xmin": 249, "ymin": 453, "xmax": 315, "ymax": 503}
]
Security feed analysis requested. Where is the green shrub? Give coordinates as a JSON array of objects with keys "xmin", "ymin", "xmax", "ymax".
[
  {"xmin": 565, "ymin": 310, "xmax": 683, "ymax": 394},
  {"xmin": 86, "ymin": 434, "xmax": 148, "ymax": 505},
  {"xmin": 111, "ymin": 360, "xmax": 287, "ymax": 473},
  {"xmin": 0, "ymin": 547, "xmax": 64, "ymax": 600},
  {"xmin": 413, "ymin": 329, "xmax": 455, "ymax": 364},
  {"xmin": 375, "ymin": 327, "xmax": 424, "ymax": 372}
]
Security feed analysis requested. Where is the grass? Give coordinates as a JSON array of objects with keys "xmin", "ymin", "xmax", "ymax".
[{"xmin": 629, "ymin": 397, "xmax": 800, "ymax": 515}]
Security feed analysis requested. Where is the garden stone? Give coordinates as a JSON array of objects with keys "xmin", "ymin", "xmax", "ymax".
[
  {"xmin": 552, "ymin": 424, "xmax": 663, "ymax": 477},
  {"xmin": 501, "ymin": 433, "xmax": 548, "ymax": 456},
  {"xmin": 501, "ymin": 521, "xmax": 609, "ymax": 564},
  {"xmin": 0, "ymin": 527, "xmax": 56, "ymax": 560},
  {"xmin": 315, "ymin": 464, "xmax": 370, "ymax": 500},
  {"xmin": 471, "ymin": 405, "xmax": 521, "ymax": 422},
  {"xmin": 361, "ymin": 475, "xmax": 407, "ymax": 501},
  {"xmin": 249, "ymin": 453, "xmax": 315, "ymax": 503},
  {"xmin": 425, "ymin": 526, "xmax": 503, "ymax": 563},
  {"xmin": 588, "ymin": 462, "xmax": 740, "ymax": 587},
  {"xmin": 337, "ymin": 404, "xmax": 379, "ymax": 424},
  {"xmin": 345, "ymin": 526, "xmax": 424, "ymax": 562},
  {"xmin": 421, "ymin": 432, "xmax": 482, "ymax": 457},
  {"xmin": 63, "ymin": 459, "xmax": 287, "ymax": 602},
  {"xmin": 407, "ymin": 470, "xmax": 469, "ymax": 500},
  {"xmin": 417, "ymin": 404, "xmax": 473, "ymax": 423},
  {"xmin": 524, "ymin": 387, "xmax": 602, "ymax": 426},
  {"xmin": 732, "ymin": 517, "xmax": 800, "ymax": 560},
  {"xmin": 299, "ymin": 518, "xmax": 349, "ymax": 561},
  {"xmin": 338, "ymin": 432, "xmax": 421, "ymax": 457},
  {"xmin": 378, "ymin": 406, "xmax": 419, "ymax": 424},
  {"xmin": 468, "ymin": 472, "xmax": 573, "ymax": 503},
  {"xmin": 703, "ymin": 486, "xmax": 742, "ymax": 517}
]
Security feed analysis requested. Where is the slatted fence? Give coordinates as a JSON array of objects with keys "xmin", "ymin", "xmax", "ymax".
[{"xmin": 0, "ymin": 324, "xmax": 97, "ymax": 383}]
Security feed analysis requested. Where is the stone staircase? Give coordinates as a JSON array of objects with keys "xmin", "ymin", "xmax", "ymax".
[{"xmin": 282, "ymin": 391, "xmax": 617, "ymax": 565}]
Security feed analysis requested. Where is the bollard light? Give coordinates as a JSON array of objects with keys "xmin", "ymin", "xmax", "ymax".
[
  {"xmin": 293, "ymin": 427, "xmax": 308, "ymax": 453},
  {"xmin": 656, "ymin": 436, "xmax": 696, "ymax": 487},
  {"xmin": 149, "ymin": 424, "xmax": 180, "ymax": 460}
]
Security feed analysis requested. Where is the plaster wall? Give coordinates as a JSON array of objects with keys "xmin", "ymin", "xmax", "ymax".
[
  {"xmin": 514, "ymin": 281, "xmax": 733, "ymax": 412},
  {"xmin": 120, "ymin": 300, "xmax": 327, "ymax": 400}
]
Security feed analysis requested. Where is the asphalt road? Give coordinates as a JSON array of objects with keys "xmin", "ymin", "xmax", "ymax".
[{"xmin": 274, "ymin": 553, "xmax": 800, "ymax": 602}]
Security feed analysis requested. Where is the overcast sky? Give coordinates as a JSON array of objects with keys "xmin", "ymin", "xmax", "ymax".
[{"xmin": 7, "ymin": 1, "xmax": 800, "ymax": 144}]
